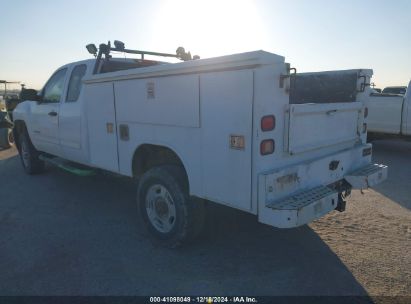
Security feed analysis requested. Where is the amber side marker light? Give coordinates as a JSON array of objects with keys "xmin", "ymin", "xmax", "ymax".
[{"xmin": 260, "ymin": 139, "xmax": 275, "ymax": 155}]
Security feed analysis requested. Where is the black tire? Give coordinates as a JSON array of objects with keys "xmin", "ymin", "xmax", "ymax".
[
  {"xmin": 0, "ymin": 128, "xmax": 13, "ymax": 149},
  {"xmin": 8, "ymin": 129, "xmax": 14, "ymax": 146},
  {"xmin": 137, "ymin": 165, "xmax": 205, "ymax": 248},
  {"xmin": 18, "ymin": 128, "xmax": 45, "ymax": 174}
]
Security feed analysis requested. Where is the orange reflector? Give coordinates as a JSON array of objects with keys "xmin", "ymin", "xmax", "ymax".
[
  {"xmin": 261, "ymin": 115, "xmax": 275, "ymax": 131},
  {"xmin": 230, "ymin": 135, "xmax": 245, "ymax": 150},
  {"xmin": 260, "ymin": 139, "xmax": 275, "ymax": 155}
]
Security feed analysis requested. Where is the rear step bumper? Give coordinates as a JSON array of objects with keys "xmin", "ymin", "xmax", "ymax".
[
  {"xmin": 259, "ymin": 163, "xmax": 387, "ymax": 228},
  {"xmin": 344, "ymin": 163, "xmax": 388, "ymax": 189},
  {"xmin": 267, "ymin": 186, "xmax": 338, "ymax": 228}
]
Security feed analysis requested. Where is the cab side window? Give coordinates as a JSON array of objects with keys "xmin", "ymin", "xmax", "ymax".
[
  {"xmin": 66, "ymin": 65, "xmax": 87, "ymax": 102},
  {"xmin": 42, "ymin": 68, "xmax": 67, "ymax": 103}
]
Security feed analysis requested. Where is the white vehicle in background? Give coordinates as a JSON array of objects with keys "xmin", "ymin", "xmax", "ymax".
[
  {"xmin": 381, "ymin": 86, "xmax": 407, "ymax": 95},
  {"xmin": 12, "ymin": 40, "xmax": 387, "ymax": 246},
  {"xmin": 367, "ymin": 81, "xmax": 411, "ymax": 139}
]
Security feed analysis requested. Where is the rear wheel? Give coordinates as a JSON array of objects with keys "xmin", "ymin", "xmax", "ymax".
[
  {"xmin": 137, "ymin": 165, "xmax": 205, "ymax": 247},
  {"xmin": 18, "ymin": 129, "xmax": 45, "ymax": 174}
]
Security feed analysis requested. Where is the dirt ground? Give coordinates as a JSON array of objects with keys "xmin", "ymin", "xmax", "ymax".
[
  {"xmin": 311, "ymin": 139, "xmax": 411, "ymax": 296},
  {"xmin": 0, "ymin": 139, "xmax": 410, "ymax": 298}
]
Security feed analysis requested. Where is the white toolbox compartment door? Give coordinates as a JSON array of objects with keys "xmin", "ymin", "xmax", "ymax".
[
  {"xmin": 200, "ymin": 70, "xmax": 253, "ymax": 211},
  {"xmin": 286, "ymin": 102, "xmax": 362, "ymax": 155}
]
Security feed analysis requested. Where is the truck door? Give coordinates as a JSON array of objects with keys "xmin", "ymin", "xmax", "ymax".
[
  {"xmin": 59, "ymin": 64, "xmax": 88, "ymax": 163},
  {"xmin": 30, "ymin": 68, "xmax": 68, "ymax": 157},
  {"xmin": 83, "ymin": 82, "xmax": 119, "ymax": 172}
]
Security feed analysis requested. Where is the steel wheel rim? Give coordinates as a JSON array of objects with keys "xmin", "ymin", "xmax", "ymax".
[
  {"xmin": 145, "ymin": 184, "xmax": 176, "ymax": 233},
  {"xmin": 21, "ymin": 138, "xmax": 30, "ymax": 167},
  {"xmin": 8, "ymin": 130, "xmax": 14, "ymax": 145}
]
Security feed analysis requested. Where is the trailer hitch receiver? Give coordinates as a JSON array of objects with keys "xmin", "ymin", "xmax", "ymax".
[{"xmin": 335, "ymin": 193, "xmax": 346, "ymax": 212}]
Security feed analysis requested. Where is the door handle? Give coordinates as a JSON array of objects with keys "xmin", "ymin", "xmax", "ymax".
[{"xmin": 48, "ymin": 111, "xmax": 58, "ymax": 117}]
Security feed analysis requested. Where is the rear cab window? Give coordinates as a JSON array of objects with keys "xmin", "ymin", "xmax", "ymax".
[{"xmin": 66, "ymin": 64, "xmax": 87, "ymax": 102}]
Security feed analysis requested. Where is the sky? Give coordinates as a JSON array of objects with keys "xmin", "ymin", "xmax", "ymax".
[{"xmin": 0, "ymin": 0, "xmax": 410, "ymax": 90}]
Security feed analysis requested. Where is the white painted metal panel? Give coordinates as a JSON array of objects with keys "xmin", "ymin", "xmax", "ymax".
[
  {"xmin": 116, "ymin": 123, "xmax": 204, "ymax": 197},
  {"xmin": 114, "ymin": 75, "xmax": 199, "ymax": 128},
  {"xmin": 84, "ymin": 82, "xmax": 119, "ymax": 172},
  {"xmin": 59, "ymin": 64, "xmax": 88, "ymax": 153},
  {"xmin": 287, "ymin": 102, "xmax": 362, "ymax": 154},
  {"xmin": 59, "ymin": 101, "xmax": 82, "ymax": 150},
  {"xmin": 58, "ymin": 62, "xmax": 93, "ymax": 164},
  {"xmin": 367, "ymin": 95, "xmax": 404, "ymax": 134},
  {"xmin": 201, "ymin": 70, "xmax": 253, "ymax": 211},
  {"xmin": 251, "ymin": 63, "xmax": 288, "ymax": 215}
]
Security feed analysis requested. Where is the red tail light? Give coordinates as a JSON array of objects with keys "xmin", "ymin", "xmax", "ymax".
[
  {"xmin": 364, "ymin": 107, "xmax": 368, "ymax": 118},
  {"xmin": 260, "ymin": 139, "xmax": 275, "ymax": 155},
  {"xmin": 261, "ymin": 115, "xmax": 275, "ymax": 131}
]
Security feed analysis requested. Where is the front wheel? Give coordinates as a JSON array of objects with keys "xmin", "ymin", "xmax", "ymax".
[
  {"xmin": 18, "ymin": 129, "xmax": 45, "ymax": 174},
  {"xmin": 137, "ymin": 165, "xmax": 205, "ymax": 248}
]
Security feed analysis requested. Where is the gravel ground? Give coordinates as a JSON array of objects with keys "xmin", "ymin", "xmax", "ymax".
[{"xmin": 0, "ymin": 139, "xmax": 410, "ymax": 298}]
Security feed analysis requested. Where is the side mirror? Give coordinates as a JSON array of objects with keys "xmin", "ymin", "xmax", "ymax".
[{"xmin": 20, "ymin": 89, "xmax": 41, "ymax": 102}]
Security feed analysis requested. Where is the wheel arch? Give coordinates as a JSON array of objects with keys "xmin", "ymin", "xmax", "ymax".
[{"xmin": 131, "ymin": 143, "xmax": 191, "ymax": 192}]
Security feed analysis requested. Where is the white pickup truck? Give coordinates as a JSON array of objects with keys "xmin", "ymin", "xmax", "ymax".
[
  {"xmin": 367, "ymin": 81, "xmax": 410, "ymax": 138},
  {"xmin": 13, "ymin": 41, "xmax": 387, "ymax": 246}
]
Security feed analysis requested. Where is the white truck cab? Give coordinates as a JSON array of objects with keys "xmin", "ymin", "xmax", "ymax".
[
  {"xmin": 367, "ymin": 81, "xmax": 411, "ymax": 137},
  {"xmin": 13, "ymin": 41, "xmax": 387, "ymax": 246}
]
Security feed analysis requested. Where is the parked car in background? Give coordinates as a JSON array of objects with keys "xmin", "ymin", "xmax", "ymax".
[
  {"xmin": 0, "ymin": 81, "xmax": 22, "ymax": 148},
  {"xmin": 367, "ymin": 81, "xmax": 411, "ymax": 139},
  {"xmin": 0, "ymin": 109, "xmax": 14, "ymax": 148}
]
